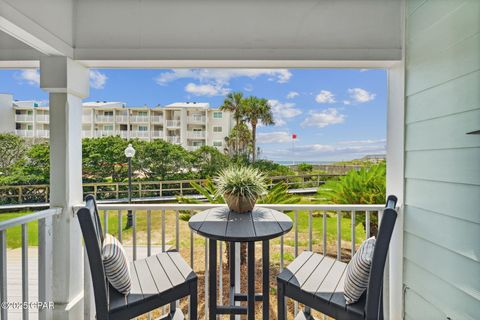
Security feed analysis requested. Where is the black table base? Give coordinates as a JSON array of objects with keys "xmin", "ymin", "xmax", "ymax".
[{"xmin": 209, "ymin": 239, "xmax": 270, "ymax": 320}]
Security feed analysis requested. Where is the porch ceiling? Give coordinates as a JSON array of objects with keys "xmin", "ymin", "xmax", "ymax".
[{"xmin": 0, "ymin": 0, "xmax": 403, "ymax": 67}]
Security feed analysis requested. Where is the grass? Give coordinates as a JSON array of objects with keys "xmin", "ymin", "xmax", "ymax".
[{"xmin": 0, "ymin": 211, "xmax": 38, "ymax": 248}]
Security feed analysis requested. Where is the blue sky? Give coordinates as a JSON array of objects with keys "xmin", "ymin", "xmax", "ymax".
[{"xmin": 0, "ymin": 68, "xmax": 387, "ymax": 162}]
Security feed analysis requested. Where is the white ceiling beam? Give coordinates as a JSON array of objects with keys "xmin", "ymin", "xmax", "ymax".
[{"xmin": 0, "ymin": 0, "xmax": 73, "ymax": 57}]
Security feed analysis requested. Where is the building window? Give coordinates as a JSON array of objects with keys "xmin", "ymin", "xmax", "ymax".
[
  {"xmin": 104, "ymin": 111, "xmax": 113, "ymax": 116},
  {"xmin": 138, "ymin": 126, "xmax": 148, "ymax": 131},
  {"xmin": 213, "ymin": 126, "xmax": 223, "ymax": 133},
  {"xmin": 138, "ymin": 111, "xmax": 148, "ymax": 116},
  {"xmin": 27, "ymin": 110, "xmax": 33, "ymax": 115},
  {"xmin": 104, "ymin": 125, "xmax": 113, "ymax": 131},
  {"xmin": 213, "ymin": 111, "xmax": 223, "ymax": 119},
  {"xmin": 27, "ymin": 125, "xmax": 33, "ymax": 130},
  {"xmin": 213, "ymin": 140, "xmax": 222, "ymax": 147}
]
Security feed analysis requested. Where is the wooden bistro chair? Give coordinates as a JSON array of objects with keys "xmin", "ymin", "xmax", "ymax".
[
  {"xmin": 277, "ymin": 195, "xmax": 398, "ymax": 320},
  {"xmin": 77, "ymin": 195, "xmax": 198, "ymax": 320}
]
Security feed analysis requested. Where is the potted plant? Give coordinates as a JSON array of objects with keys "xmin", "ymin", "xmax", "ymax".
[{"xmin": 215, "ymin": 166, "xmax": 267, "ymax": 213}]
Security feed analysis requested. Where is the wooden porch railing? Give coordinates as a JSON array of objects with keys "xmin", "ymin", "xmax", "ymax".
[{"xmin": 0, "ymin": 173, "xmax": 344, "ymax": 205}]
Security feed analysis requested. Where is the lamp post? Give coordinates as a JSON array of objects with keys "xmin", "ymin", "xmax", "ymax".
[{"xmin": 124, "ymin": 143, "xmax": 135, "ymax": 228}]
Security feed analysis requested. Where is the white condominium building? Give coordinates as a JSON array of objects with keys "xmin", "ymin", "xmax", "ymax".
[{"xmin": 0, "ymin": 94, "xmax": 233, "ymax": 151}]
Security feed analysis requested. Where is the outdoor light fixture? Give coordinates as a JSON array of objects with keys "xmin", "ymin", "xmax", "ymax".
[
  {"xmin": 125, "ymin": 144, "xmax": 135, "ymax": 228},
  {"xmin": 124, "ymin": 143, "xmax": 136, "ymax": 158}
]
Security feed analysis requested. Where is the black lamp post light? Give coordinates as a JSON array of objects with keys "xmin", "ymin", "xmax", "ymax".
[{"xmin": 124, "ymin": 143, "xmax": 135, "ymax": 228}]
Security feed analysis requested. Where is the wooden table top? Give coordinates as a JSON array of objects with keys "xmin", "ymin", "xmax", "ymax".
[{"xmin": 188, "ymin": 206, "xmax": 293, "ymax": 242}]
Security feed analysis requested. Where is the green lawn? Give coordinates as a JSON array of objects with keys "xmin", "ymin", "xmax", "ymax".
[{"xmin": 0, "ymin": 211, "xmax": 38, "ymax": 248}]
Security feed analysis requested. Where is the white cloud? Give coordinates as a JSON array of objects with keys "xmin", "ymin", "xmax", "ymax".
[
  {"xmin": 315, "ymin": 90, "xmax": 336, "ymax": 104},
  {"xmin": 348, "ymin": 88, "xmax": 376, "ymax": 103},
  {"xmin": 244, "ymin": 84, "xmax": 253, "ymax": 92},
  {"xmin": 257, "ymin": 131, "xmax": 294, "ymax": 144},
  {"xmin": 338, "ymin": 139, "xmax": 386, "ymax": 146},
  {"xmin": 360, "ymin": 69, "xmax": 369, "ymax": 72},
  {"xmin": 301, "ymin": 108, "xmax": 345, "ymax": 128},
  {"xmin": 286, "ymin": 91, "xmax": 299, "ymax": 99},
  {"xmin": 155, "ymin": 68, "xmax": 292, "ymax": 85},
  {"xmin": 89, "ymin": 70, "xmax": 107, "ymax": 89},
  {"xmin": 185, "ymin": 82, "xmax": 230, "ymax": 96},
  {"xmin": 268, "ymin": 99, "xmax": 302, "ymax": 127},
  {"xmin": 343, "ymin": 100, "xmax": 351, "ymax": 105},
  {"xmin": 17, "ymin": 69, "xmax": 40, "ymax": 86}
]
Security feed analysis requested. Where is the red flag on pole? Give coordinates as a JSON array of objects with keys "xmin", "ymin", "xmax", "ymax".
[{"xmin": 292, "ymin": 133, "xmax": 297, "ymax": 139}]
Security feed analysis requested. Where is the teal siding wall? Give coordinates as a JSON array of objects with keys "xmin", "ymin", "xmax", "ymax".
[{"xmin": 404, "ymin": 0, "xmax": 480, "ymax": 319}]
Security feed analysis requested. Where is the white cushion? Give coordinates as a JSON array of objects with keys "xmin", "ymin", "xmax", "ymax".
[
  {"xmin": 344, "ymin": 237, "xmax": 375, "ymax": 304},
  {"xmin": 102, "ymin": 233, "xmax": 131, "ymax": 295}
]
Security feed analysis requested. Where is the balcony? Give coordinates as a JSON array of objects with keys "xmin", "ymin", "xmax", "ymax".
[
  {"xmin": 82, "ymin": 130, "xmax": 93, "ymax": 138},
  {"xmin": 166, "ymin": 120, "xmax": 181, "ymax": 128},
  {"xmin": 188, "ymin": 115, "xmax": 206, "ymax": 124},
  {"xmin": 166, "ymin": 135, "xmax": 181, "ymax": 144},
  {"xmin": 94, "ymin": 130, "xmax": 115, "ymax": 137},
  {"xmin": 130, "ymin": 130, "xmax": 150, "ymax": 139},
  {"xmin": 14, "ymin": 115, "xmax": 33, "ymax": 122},
  {"xmin": 95, "ymin": 115, "xmax": 114, "ymax": 123},
  {"xmin": 15, "ymin": 129, "xmax": 34, "ymax": 137},
  {"xmin": 152, "ymin": 131, "xmax": 163, "ymax": 138},
  {"xmin": 82, "ymin": 115, "xmax": 92, "ymax": 123},
  {"xmin": 0, "ymin": 203, "xmax": 384, "ymax": 319},
  {"xmin": 187, "ymin": 131, "xmax": 206, "ymax": 139},
  {"xmin": 130, "ymin": 115, "xmax": 149, "ymax": 123},
  {"xmin": 186, "ymin": 145, "xmax": 203, "ymax": 151},
  {"xmin": 116, "ymin": 115, "xmax": 128, "ymax": 123},
  {"xmin": 151, "ymin": 115, "xmax": 163, "ymax": 123},
  {"xmin": 119, "ymin": 130, "xmax": 128, "ymax": 139},
  {"xmin": 36, "ymin": 115, "xmax": 49, "ymax": 123},
  {"xmin": 36, "ymin": 129, "xmax": 49, "ymax": 138}
]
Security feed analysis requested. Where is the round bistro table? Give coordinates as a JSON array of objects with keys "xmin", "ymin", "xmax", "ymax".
[{"xmin": 188, "ymin": 206, "xmax": 293, "ymax": 320}]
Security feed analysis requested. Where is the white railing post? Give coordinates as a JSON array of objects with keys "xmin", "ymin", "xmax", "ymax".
[
  {"xmin": 40, "ymin": 56, "xmax": 89, "ymax": 319},
  {"xmin": 0, "ymin": 230, "xmax": 7, "ymax": 320},
  {"xmin": 38, "ymin": 216, "xmax": 53, "ymax": 320}
]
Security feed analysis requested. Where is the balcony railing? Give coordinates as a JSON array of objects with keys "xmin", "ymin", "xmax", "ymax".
[
  {"xmin": 82, "ymin": 115, "xmax": 92, "ymax": 123},
  {"xmin": 115, "ymin": 115, "xmax": 128, "ymax": 123},
  {"xmin": 166, "ymin": 120, "xmax": 181, "ymax": 128},
  {"xmin": 0, "ymin": 203, "xmax": 383, "ymax": 319},
  {"xmin": 130, "ymin": 115, "xmax": 149, "ymax": 123},
  {"xmin": 188, "ymin": 116, "xmax": 206, "ymax": 123},
  {"xmin": 14, "ymin": 115, "xmax": 33, "ymax": 122},
  {"xmin": 0, "ymin": 207, "xmax": 62, "ymax": 320},
  {"xmin": 36, "ymin": 115, "xmax": 49, "ymax": 122},
  {"xmin": 82, "ymin": 131, "xmax": 93, "ymax": 138},
  {"xmin": 166, "ymin": 135, "xmax": 181, "ymax": 144},
  {"xmin": 152, "ymin": 131, "xmax": 163, "ymax": 138},
  {"xmin": 187, "ymin": 131, "xmax": 206, "ymax": 139},
  {"xmin": 15, "ymin": 130, "xmax": 34, "ymax": 137},
  {"xmin": 95, "ymin": 115, "xmax": 114, "ymax": 123},
  {"xmin": 94, "ymin": 130, "xmax": 114, "ymax": 137},
  {"xmin": 151, "ymin": 116, "xmax": 163, "ymax": 123},
  {"xmin": 186, "ymin": 145, "xmax": 203, "ymax": 151},
  {"xmin": 130, "ymin": 130, "xmax": 150, "ymax": 139},
  {"xmin": 36, "ymin": 130, "xmax": 49, "ymax": 138}
]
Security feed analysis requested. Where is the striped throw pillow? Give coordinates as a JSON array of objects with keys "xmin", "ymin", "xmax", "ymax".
[
  {"xmin": 344, "ymin": 237, "xmax": 375, "ymax": 304},
  {"xmin": 102, "ymin": 233, "xmax": 131, "ymax": 295}
]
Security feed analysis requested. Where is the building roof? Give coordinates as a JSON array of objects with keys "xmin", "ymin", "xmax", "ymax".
[{"xmin": 165, "ymin": 102, "xmax": 210, "ymax": 109}]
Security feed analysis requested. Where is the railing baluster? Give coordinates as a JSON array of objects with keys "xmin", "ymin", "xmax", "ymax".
[
  {"xmin": 323, "ymin": 212, "xmax": 327, "ymax": 255},
  {"xmin": 308, "ymin": 210, "xmax": 312, "ymax": 251},
  {"xmin": 280, "ymin": 235, "xmax": 284, "ymax": 271},
  {"xmin": 117, "ymin": 210, "xmax": 122, "ymax": 243},
  {"xmin": 147, "ymin": 210, "xmax": 151, "ymax": 257},
  {"xmin": 132, "ymin": 210, "xmax": 137, "ymax": 261},
  {"xmin": 366, "ymin": 210, "xmax": 370, "ymax": 239},
  {"xmin": 38, "ymin": 216, "xmax": 53, "ymax": 320},
  {"xmin": 294, "ymin": 210, "xmax": 298, "ymax": 257},
  {"xmin": 162, "ymin": 209, "xmax": 166, "ymax": 252},
  {"xmin": 219, "ymin": 241, "xmax": 223, "ymax": 306},
  {"xmin": 351, "ymin": 210, "xmax": 356, "ymax": 257},
  {"xmin": 204, "ymin": 239, "xmax": 208, "ymax": 320},
  {"xmin": 22, "ymin": 224, "xmax": 29, "ymax": 320},
  {"xmin": 337, "ymin": 210, "xmax": 342, "ymax": 261},
  {"xmin": 190, "ymin": 228, "xmax": 194, "ymax": 268},
  {"xmin": 103, "ymin": 210, "xmax": 108, "ymax": 236},
  {"xmin": 175, "ymin": 210, "xmax": 179, "ymax": 250},
  {"xmin": 0, "ymin": 230, "xmax": 7, "ymax": 320}
]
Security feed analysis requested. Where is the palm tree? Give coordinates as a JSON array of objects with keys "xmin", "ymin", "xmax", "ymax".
[
  {"xmin": 220, "ymin": 92, "xmax": 245, "ymax": 155},
  {"xmin": 243, "ymin": 97, "xmax": 275, "ymax": 162},
  {"xmin": 224, "ymin": 122, "xmax": 252, "ymax": 158}
]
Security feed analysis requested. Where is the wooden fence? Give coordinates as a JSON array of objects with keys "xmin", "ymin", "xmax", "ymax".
[{"xmin": 0, "ymin": 173, "xmax": 344, "ymax": 205}]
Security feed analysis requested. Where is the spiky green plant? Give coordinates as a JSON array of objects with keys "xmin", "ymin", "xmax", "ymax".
[{"xmin": 214, "ymin": 166, "xmax": 267, "ymax": 201}]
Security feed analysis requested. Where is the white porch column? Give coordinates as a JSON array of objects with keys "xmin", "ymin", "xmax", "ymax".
[{"xmin": 40, "ymin": 56, "xmax": 89, "ymax": 320}]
